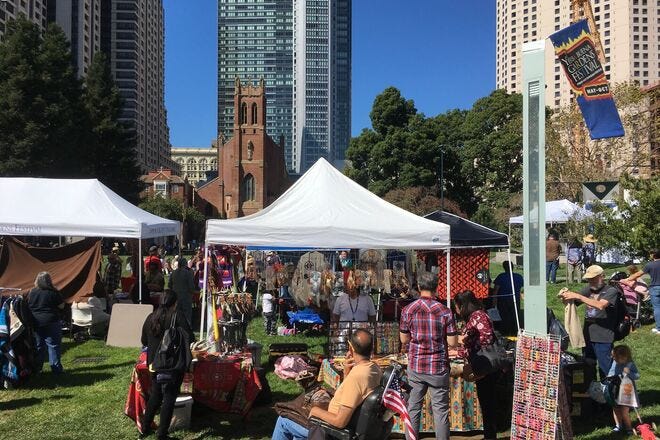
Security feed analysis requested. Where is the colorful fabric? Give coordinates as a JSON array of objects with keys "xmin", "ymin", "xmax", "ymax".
[
  {"xmin": 318, "ymin": 358, "xmax": 342, "ymax": 390},
  {"xmin": 459, "ymin": 310, "xmax": 495, "ymax": 360},
  {"xmin": 435, "ymin": 249, "xmax": 490, "ymax": 299},
  {"xmin": 400, "ymin": 298, "xmax": 457, "ymax": 375}
]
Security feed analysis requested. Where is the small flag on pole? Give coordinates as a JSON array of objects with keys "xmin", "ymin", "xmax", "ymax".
[{"xmin": 383, "ymin": 375, "xmax": 416, "ymax": 440}]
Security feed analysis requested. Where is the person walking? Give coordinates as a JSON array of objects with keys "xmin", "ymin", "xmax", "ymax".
[
  {"xmin": 139, "ymin": 290, "xmax": 193, "ymax": 440},
  {"xmin": 582, "ymin": 234, "xmax": 597, "ymax": 268},
  {"xmin": 169, "ymin": 257, "xmax": 197, "ymax": 327},
  {"xmin": 399, "ymin": 272, "xmax": 458, "ymax": 440},
  {"xmin": 27, "ymin": 272, "xmax": 65, "ymax": 374},
  {"xmin": 566, "ymin": 237, "xmax": 584, "ymax": 284},
  {"xmin": 546, "ymin": 233, "xmax": 562, "ymax": 283},
  {"xmin": 492, "ymin": 261, "xmax": 524, "ymax": 335},
  {"xmin": 454, "ymin": 290, "xmax": 499, "ymax": 440},
  {"xmin": 624, "ymin": 249, "xmax": 660, "ymax": 335}
]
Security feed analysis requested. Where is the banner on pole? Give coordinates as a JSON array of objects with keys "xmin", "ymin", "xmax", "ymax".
[{"xmin": 549, "ymin": 20, "xmax": 625, "ymax": 140}]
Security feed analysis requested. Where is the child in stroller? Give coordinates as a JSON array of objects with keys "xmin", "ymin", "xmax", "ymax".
[{"xmin": 610, "ymin": 269, "xmax": 653, "ymax": 329}]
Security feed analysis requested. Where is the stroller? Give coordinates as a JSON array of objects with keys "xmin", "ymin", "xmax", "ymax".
[{"xmin": 610, "ymin": 272, "xmax": 655, "ymax": 330}]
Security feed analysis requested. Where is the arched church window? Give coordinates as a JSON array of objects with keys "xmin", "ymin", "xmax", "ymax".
[
  {"xmin": 243, "ymin": 174, "xmax": 255, "ymax": 201},
  {"xmin": 240, "ymin": 102, "xmax": 248, "ymax": 125},
  {"xmin": 251, "ymin": 103, "xmax": 258, "ymax": 125}
]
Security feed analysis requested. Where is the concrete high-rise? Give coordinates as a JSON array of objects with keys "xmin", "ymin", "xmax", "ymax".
[
  {"xmin": 0, "ymin": 0, "xmax": 47, "ymax": 38},
  {"xmin": 217, "ymin": 0, "xmax": 351, "ymax": 174},
  {"xmin": 47, "ymin": 0, "xmax": 102, "ymax": 77},
  {"xmin": 496, "ymin": 0, "xmax": 659, "ymax": 109},
  {"xmin": 101, "ymin": 0, "xmax": 173, "ymax": 172}
]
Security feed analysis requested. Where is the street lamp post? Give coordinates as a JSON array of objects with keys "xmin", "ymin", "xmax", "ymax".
[{"xmin": 439, "ymin": 147, "xmax": 445, "ymax": 211}]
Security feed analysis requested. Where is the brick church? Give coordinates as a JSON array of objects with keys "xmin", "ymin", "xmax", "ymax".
[{"xmin": 196, "ymin": 78, "xmax": 290, "ymax": 218}]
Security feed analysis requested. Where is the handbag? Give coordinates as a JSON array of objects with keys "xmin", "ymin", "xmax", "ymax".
[
  {"xmin": 468, "ymin": 339, "xmax": 510, "ymax": 378},
  {"xmin": 547, "ymin": 309, "xmax": 569, "ymax": 351}
]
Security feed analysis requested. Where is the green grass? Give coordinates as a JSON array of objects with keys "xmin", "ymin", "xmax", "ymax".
[{"xmin": 0, "ymin": 261, "xmax": 657, "ymax": 439}]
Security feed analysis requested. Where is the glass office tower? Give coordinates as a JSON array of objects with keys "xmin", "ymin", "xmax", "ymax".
[{"xmin": 218, "ymin": 0, "xmax": 350, "ymax": 174}]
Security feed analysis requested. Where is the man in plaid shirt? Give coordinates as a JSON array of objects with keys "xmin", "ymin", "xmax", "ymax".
[
  {"xmin": 104, "ymin": 249, "xmax": 122, "ymax": 298},
  {"xmin": 399, "ymin": 272, "xmax": 458, "ymax": 440}
]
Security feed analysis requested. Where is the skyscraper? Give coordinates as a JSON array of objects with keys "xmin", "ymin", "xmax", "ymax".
[
  {"xmin": 496, "ymin": 0, "xmax": 659, "ymax": 109},
  {"xmin": 47, "ymin": 0, "xmax": 102, "ymax": 77},
  {"xmin": 101, "ymin": 0, "xmax": 173, "ymax": 172},
  {"xmin": 0, "ymin": 0, "xmax": 47, "ymax": 38},
  {"xmin": 217, "ymin": 0, "xmax": 351, "ymax": 174}
]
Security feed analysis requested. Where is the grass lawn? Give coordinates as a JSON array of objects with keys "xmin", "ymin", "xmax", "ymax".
[{"xmin": 0, "ymin": 261, "xmax": 657, "ymax": 439}]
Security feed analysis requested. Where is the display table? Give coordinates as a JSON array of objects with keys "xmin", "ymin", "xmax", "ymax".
[
  {"xmin": 317, "ymin": 358, "xmax": 483, "ymax": 433},
  {"xmin": 125, "ymin": 351, "xmax": 262, "ymax": 428}
]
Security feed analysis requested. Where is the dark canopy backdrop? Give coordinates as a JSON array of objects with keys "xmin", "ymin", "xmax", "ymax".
[
  {"xmin": 423, "ymin": 211, "xmax": 509, "ymax": 248},
  {"xmin": 0, "ymin": 237, "xmax": 101, "ymax": 303}
]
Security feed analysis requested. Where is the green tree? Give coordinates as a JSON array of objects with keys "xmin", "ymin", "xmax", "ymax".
[
  {"xmin": 369, "ymin": 86, "xmax": 416, "ymax": 136},
  {"xmin": 383, "ymin": 186, "xmax": 465, "ymax": 217},
  {"xmin": 83, "ymin": 52, "xmax": 141, "ymax": 202},
  {"xmin": 139, "ymin": 196, "xmax": 206, "ymax": 244}
]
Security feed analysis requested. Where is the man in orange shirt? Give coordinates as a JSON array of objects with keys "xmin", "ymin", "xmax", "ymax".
[{"xmin": 272, "ymin": 329, "xmax": 382, "ymax": 439}]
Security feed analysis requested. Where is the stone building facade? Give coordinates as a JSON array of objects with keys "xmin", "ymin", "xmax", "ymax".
[
  {"xmin": 197, "ymin": 79, "xmax": 289, "ymax": 218},
  {"xmin": 171, "ymin": 145, "xmax": 218, "ymax": 186}
]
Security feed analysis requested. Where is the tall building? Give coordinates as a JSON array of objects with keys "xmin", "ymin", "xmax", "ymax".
[
  {"xmin": 171, "ymin": 144, "xmax": 218, "ymax": 186},
  {"xmin": 47, "ymin": 0, "xmax": 102, "ymax": 77},
  {"xmin": 217, "ymin": 0, "xmax": 294, "ymax": 171},
  {"xmin": 0, "ymin": 0, "xmax": 47, "ymax": 38},
  {"xmin": 293, "ymin": 0, "xmax": 351, "ymax": 172},
  {"xmin": 101, "ymin": 0, "xmax": 172, "ymax": 172},
  {"xmin": 496, "ymin": 0, "xmax": 659, "ymax": 109},
  {"xmin": 217, "ymin": 0, "xmax": 351, "ymax": 174}
]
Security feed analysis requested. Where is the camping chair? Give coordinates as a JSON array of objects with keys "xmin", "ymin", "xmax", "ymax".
[
  {"xmin": 71, "ymin": 303, "xmax": 94, "ymax": 340},
  {"xmin": 308, "ymin": 366, "xmax": 397, "ymax": 440}
]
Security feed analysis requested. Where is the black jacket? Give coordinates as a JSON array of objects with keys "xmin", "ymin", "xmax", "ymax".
[{"xmin": 141, "ymin": 308, "xmax": 194, "ymax": 366}]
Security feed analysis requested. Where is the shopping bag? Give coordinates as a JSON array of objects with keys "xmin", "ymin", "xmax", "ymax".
[{"xmin": 616, "ymin": 375, "xmax": 639, "ymax": 408}]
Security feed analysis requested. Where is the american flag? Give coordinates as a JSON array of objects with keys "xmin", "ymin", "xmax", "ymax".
[{"xmin": 383, "ymin": 375, "xmax": 416, "ymax": 440}]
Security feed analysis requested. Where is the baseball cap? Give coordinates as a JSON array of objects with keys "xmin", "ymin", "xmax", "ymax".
[{"xmin": 583, "ymin": 265, "xmax": 604, "ymax": 280}]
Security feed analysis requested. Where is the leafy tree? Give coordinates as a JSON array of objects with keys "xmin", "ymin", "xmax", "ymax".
[
  {"xmin": 0, "ymin": 18, "xmax": 84, "ymax": 176},
  {"xmin": 83, "ymin": 52, "xmax": 141, "ymax": 202},
  {"xmin": 139, "ymin": 196, "xmax": 206, "ymax": 245},
  {"xmin": 369, "ymin": 86, "xmax": 416, "ymax": 136},
  {"xmin": 383, "ymin": 186, "xmax": 465, "ymax": 217}
]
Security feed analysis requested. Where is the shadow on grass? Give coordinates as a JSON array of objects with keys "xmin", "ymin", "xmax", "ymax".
[
  {"xmin": 0, "ymin": 397, "xmax": 42, "ymax": 411},
  {"xmin": 67, "ymin": 360, "xmax": 136, "ymax": 372},
  {"xmin": 24, "ymin": 371, "xmax": 114, "ymax": 389}
]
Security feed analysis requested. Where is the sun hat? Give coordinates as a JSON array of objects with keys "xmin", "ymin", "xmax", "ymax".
[
  {"xmin": 583, "ymin": 265, "xmax": 604, "ymax": 280},
  {"xmin": 583, "ymin": 234, "xmax": 597, "ymax": 243}
]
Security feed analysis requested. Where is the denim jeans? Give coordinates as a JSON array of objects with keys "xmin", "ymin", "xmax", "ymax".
[
  {"xmin": 407, "ymin": 369, "xmax": 450, "ymax": 440},
  {"xmin": 272, "ymin": 416, "xmax": 309, "ymax": 440},
  {"xmin": 649, "ymin": 285, "xmax": 660, "ymax": 331},
  {"xmin": 546, "ymin": 260, "xmax": 559, "ymax": 283},
  {"xmin": 34, "ymin": 321, "xmax": 64, "ymax": 373},
  {"xmin": 584, "ymin": 340, "xmax": 613, "ymax": 380}
]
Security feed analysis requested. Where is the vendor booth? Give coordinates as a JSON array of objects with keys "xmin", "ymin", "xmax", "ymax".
[{"xmin": 199, "ymin": 159, "xmax": 513, "ymax": 435}]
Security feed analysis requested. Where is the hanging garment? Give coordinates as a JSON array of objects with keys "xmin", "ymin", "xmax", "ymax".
[{"xmin": 564, "ymin": 301, "xmax": 586, "ymax": 349}]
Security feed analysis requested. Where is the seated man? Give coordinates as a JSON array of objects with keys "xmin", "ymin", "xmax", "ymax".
[
  {"xmin": 272, "ymin": 329, "xmax": 382, "ymax": 440},
  {"xmin": 72, "ymin": 296, "xmax": 110, "ymax": 336}
]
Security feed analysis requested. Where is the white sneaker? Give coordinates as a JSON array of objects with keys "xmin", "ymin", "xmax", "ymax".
[{"xmin": 651, "ymin": 328, "xmax": 660, "ymax": 334}]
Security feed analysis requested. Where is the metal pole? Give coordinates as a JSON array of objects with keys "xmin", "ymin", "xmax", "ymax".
[
  {"xmin": 199, "ymin": 245, "xmax": 210, "ymax": 339},
  {"xmin": 138, "ymin": 238, "xmax": 143, "ymax": 303},
  {"xmin": 440, "ymin": 148, "xmax": 445, "ymax": 211}
]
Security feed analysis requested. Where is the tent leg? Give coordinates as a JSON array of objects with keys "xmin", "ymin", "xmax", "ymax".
[
  {"xmin": 199, "ymin": 246, "xmax": 210, "ymax": 339},
  {"xmin": 446, "ymin": 249, "xmax": 451, "ymax": 309},
  {"xmin": 507, "ymin": 247, "xmax": 521, "ymax": 332},
  {"xmin": 138, "ymin": 240, "xmax": 143, "ymax": 303}
]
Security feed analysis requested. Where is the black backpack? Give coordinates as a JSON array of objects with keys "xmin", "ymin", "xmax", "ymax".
[
  {"xmin": 605, "ymin": 278, "xmax": 632, "ymax": 341},
  {"xmin": 151, "ymin": 312, "xmax": 191, "ymax": 373}
]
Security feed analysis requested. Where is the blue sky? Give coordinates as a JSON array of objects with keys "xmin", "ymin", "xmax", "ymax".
[{"xmin": 163, "ymin": 0, "xmax": 495, "ymax": 147}]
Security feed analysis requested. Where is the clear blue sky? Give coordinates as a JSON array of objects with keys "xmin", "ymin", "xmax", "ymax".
[{"xmin": 163, "ymin": 0, "xmax": 495, "ymax": 147}]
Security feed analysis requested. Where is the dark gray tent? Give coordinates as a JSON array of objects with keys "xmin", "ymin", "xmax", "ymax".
[{"xmin": 423, "ymin": 211, "xmax": 509, "ymax": 248}]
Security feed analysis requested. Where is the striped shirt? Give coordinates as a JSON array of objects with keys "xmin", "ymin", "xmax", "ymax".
[{"xmin": 400, "ymin": 297, "xmax": 457, "ymax": 375}]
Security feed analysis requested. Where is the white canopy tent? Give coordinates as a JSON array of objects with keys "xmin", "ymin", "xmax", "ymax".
[
  {"xmin": 508, "ymin": 199, "xmax": 591, "ymax": 225},
  {"xmin": 205, "ymin": 158, "xmax": 450, "ymax": 249},
  {"xmin": 0, "ymin": 177, "xmax": 180, "ymax": 300}
]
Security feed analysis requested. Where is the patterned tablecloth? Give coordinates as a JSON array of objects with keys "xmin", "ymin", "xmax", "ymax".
[
  {"xmin": 317, "ymin": 358, "xmax": 483, "ymax": 433},
  {"xmin": 125, "ymin": 351, "xmax": 262, "ymax": 428}
]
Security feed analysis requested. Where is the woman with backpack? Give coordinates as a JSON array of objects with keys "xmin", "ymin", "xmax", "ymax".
[{"xmin": 139, "ymin": 290, "xmax": 194, "ymax": 440}]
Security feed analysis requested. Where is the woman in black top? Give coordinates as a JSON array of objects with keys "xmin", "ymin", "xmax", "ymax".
[
  {"xmin": 27, "ymin": 272, "xmax": 65, "ymax": 374},
  {"xmin": 139, "ymin": 290, "xmax": 193, "ymax": 440}
]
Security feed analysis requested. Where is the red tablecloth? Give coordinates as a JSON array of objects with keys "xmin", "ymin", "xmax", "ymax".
[{"xmin": 124, "ymin": 352, "xmax": 262, "ymax": 427}]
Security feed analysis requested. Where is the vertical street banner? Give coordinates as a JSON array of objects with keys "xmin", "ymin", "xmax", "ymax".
[{"xmin": 549, "ymin": 20, "xmax": 625, "ymax": 140}]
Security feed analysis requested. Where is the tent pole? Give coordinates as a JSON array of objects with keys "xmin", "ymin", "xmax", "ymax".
[
  {"xmin": 138, "ymin": 238, "xmax": 143, "ymax": 303},
  {"xmin": 446, "ymin": 249, "xmax": 451, "ymax": 309},
  {"xmin": 507, "ymin": 246, "xmax": 521, "ymax": 332},
  {"xmin": 200, "ymin": 245, "xmax": 210, "ymax": 339}
]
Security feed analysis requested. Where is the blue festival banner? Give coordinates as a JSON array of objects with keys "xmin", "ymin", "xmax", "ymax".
[{"xmin": 549, "ymin": 20, "xmax": 624, "ymax": 140}]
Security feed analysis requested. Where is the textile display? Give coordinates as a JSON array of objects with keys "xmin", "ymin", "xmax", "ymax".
[
  {"xmin": 549, "ymin": 20, "xmax": 624, "ymax": 140},
  {"xmin": 0, "ymin": 237, "xmax": 101, "ymax": 303},
  {"xmin": 290, "ymin": 252, "xmax": 329, "ymax": 307},
  {"xmin": 317, "ymin": 358, "xmax": 342, "ymax": 391},
  {"xmin": 124, "ymin": 352, "xmax": 152, "ymax": 432},
  {"xmin": 435, "ymin": 249, "xmax": 490, "ymax": 299},
  {"xmin": 374, "ymin": 322, "xmax": 400, "ymax": 355},
  {"xmin": 510, "ymin": 331, "xmax": 562, "ymax": 440},
  {"xmin": 391, "ymin": 366, "xmax": 483, "ymax": 434}
]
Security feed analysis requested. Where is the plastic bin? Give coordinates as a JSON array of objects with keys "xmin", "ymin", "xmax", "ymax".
[{"xmin": 169, "ymin": 395, "xmax": 193, "ymax": 432}]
